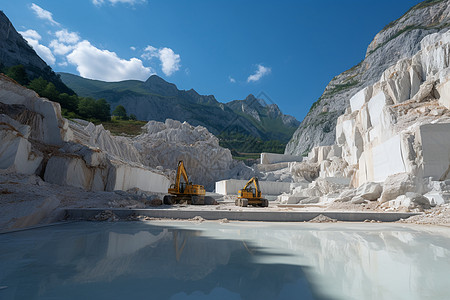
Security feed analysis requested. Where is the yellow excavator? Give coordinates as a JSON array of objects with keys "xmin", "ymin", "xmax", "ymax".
[
  {"xmin": 235, "ymin": 177, "xmax": 269, "ymax": 207},
  {"xmin": 163, "ymin": 160, "xmax": 216, "ymax": 205}
]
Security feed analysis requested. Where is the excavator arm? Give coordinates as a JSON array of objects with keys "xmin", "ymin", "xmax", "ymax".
[
  {"xmin": 165, "ymin": 160, "xmax": 211, "ymax": 205},
  {"xmin": 242, "ymin": 177, "xmax": 261, "ymax": 196},
  {"xmin": 174, "ymin": 161, "xmax": 190, "ymax": 191}
]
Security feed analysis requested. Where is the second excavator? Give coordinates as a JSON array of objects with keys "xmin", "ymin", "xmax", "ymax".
[
  {"xmin": 235, "ymin": 177, "xmax": 269, "ymax": 207},
  {"xmin": 163, "ymin": 160, "xmax": 216, "ymax": 205}
]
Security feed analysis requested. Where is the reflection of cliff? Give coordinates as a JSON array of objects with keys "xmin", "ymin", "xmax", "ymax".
[
  {"xmin": 0, "ymin": 222, "xmax": 317, "ymax": 300},
  {"xmin": 3, "ymin": 222, "xmax": 448, "ymax": 299},
  {"xmin": 235, "ymin": 224, "xmax": 450, "ymax": 300}
]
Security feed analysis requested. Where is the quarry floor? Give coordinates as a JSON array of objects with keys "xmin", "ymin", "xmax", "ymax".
[{"xmin": 1, "ymin": 170, "xmax": 449, "ymax": 233}]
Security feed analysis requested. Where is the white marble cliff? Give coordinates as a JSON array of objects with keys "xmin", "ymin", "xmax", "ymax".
[{"xmin": 279, "ymin": 29, "xmax": 450, "ymax": 211}]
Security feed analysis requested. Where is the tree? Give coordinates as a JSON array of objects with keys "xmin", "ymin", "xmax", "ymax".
[
  {"xmin": 94, "ymin": 99, "xmax": 111, "ymax": 121},
  {"xmin": 112, "ymin": 105, "xmax": 128, "ymax": 120},
  {"xmin": 78, "ymin": 97, "xmax": 97, "ymax": 119},
  {"xmin": 129, "ymin": 114, "xmax": 137, "ymax": 121},
  {"xmin": 6, "ymin": 65, "xmax": 29, "ymax": 85},
  {"xmin": 28, "ymin": 77, "xmax": 48, "ymax": 96},
  {"xmin": 77, "ymin": 97, "xmax": 111, "ymax": 121},
  {"xmin": 42, "ymin": 82, "xmax": 59, "ymax": 102},
  {"xmin": 59, "ymin": 93, "xmax": 79, "ymax": 112}
]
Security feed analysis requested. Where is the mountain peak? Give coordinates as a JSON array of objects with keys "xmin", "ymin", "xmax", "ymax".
[
  {"xmin": 244, "ymin": 94, "xmax": 268, "ymax": 107},
  {"xmin": 143, "ymin": 74, "xmax": 179, "ymax": 96}
]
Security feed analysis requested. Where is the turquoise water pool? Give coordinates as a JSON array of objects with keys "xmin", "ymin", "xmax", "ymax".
[{"xmin": 0, "ymin": 221, "xmax": 449, "ymax": 299}]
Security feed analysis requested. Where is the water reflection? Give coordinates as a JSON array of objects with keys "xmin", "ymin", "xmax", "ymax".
[
  {"xmin": 0, "ymin": 222, "xmax": 318, "ymax": 299},
  {"xmin": 0, "ymin": 222, "xmax": 449, "ymax": 299}
]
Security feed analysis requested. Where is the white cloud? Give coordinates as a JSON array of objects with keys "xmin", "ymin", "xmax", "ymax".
[
  {"xmin": 49, "ymin": 40, "xmax": 75, "ymax": 55},
  {"xmin": 30, "ymin": 3, "xmax": 59, "ymax": 26},
  {"xmin": 142, "ymin": 45, "xmax": 158, "ymax": 59},
  {"xmin": 247, "ymin": 64, "xmax": 271, "ymax": 83},
  {"xmin": 229, "ymin": 76, "xmax": 236, "ymax": 83},
  {"xmin": 55, "ymin": 29, "xmax": 80, "ymax": 44},
  {"xmin": 142, "ymin": 45, "xmax": 181, "ymax": 76},
  {"xmin": 67, "ymin": 40, "xmax": 153, "ymax": 81},
  {"xmin": 158, "ymin": 48, "xmax": 181, "ymax": 76},
  {"xmin": 18, "ymin": 29, "xmax": 41, "ymax": 41},
  {"xmin": 93, "ymin": 0, "xmax": 147, "ymax": 6},
  {"xmin": 130, "ymin": 46, "xmax": 136, "ymax": 51},
  {"xmin": 19, "ymin": 29, "xmax": 56, "ymax": 65}
]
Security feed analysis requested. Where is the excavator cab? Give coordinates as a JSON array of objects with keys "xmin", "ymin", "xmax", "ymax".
[
  {"xmin": 236, "ymin": 177, "xmax": 269, "ymax": 207},
  {"xmin": 164, "ymin": 160, "xmax": 216, "ymax": 205}
]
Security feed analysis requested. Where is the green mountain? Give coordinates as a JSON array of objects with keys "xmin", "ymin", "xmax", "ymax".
[{"xmin": 59, "ymin": 72, "xmax": 299, "ymax": 146}]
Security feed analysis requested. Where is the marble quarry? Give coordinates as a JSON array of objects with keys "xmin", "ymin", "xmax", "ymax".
[{"xmin": 276, "ymin": 29, "xmax": 450, "ymax": 210}]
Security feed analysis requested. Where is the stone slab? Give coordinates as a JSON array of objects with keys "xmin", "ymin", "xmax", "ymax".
[
  {"xmin": 260, "ymin": 153, "xmax": 303, "ymax": 164},
  {"xmin": 65, "ymin": 208, "xmax": 420, "ymax": 222},
  {"xmin": 350, "ymin": 86, "xmax": 372, "ymax": 112},
  {"xmin": 256, "ymin": 162, "xmax": 289, "ymax": 172},
  {"xmin": 372, "ymin": 135, "xmax": 407, "ymax": 182},
  {"xmin": 113, "ymin": 164, "xmax": 171, "ymax": 194},
  {"xmin": 418, "ymin": 123, "xmax": 450, "ymax": 180},
  {"xmin": 367, "ymin": 92, "xmax": 387, "ymax": 128}
]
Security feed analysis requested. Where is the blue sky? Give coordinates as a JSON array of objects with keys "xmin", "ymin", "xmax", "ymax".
[{"xmin": 2, "ymin": 0, "xmax": 423, "ymax": 120}]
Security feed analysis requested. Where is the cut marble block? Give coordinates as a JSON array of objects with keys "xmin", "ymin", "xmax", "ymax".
[{"xmin": 418, "ymin": 123, "xmax": 450, "ymax": 180}]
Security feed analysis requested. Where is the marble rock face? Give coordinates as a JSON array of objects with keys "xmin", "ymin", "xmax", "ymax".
[
  {"xmin": 67, "ymin": 116, "xmax": 256, "ymax": 191},
  {"xmin": 0, "ymin": 74, "xmax": 72, "ymax": 145},
  {"xmin": 132, "ymin": 119, "xmax": 253, "ymax": 190},
  {"xmin": 0, "ymin": 76, "xmax": 171, "ymax": 194},
  {"xmin": 0, "ymin": 114, "xmax": 42, "ymax": 174},
  {"xmin": 280, "ymin": 29, "xmax": 450, "ymax": 210}
]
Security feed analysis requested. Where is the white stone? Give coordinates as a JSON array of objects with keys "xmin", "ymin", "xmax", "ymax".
[
  {"xmin": 356, "ymin": 182, "xmax": 382, "ymax": 201},
  {"xmin": 0, "ymin": 115, "xmax": 42, "ymax": 174},
  {"xmin": 326, "ymin": 145, "xmax": 342, "ymax": 159},
  {"xmin": 424, "ymin": 191, "xmax": 450, "ymax": 206},
  {"xmin": 260, "ymin": 153, "xmax": 303, "ymax": 164},
  {"xmin": 112, "ymin": 164, "xmax": 170, "ymax": 194},
  {"xmin": 0, "ymin": 75, "xmax": 71, "ymax": 145},
  {"xmin": 372, "ymin": 135, "xmax": 407, "ymax": 182},
  {"xmin": 289, "ymin": 161, "xmax": 319, "ymax": 182},
  {"xmin": 335, "ymin": 189, "xmax": 356, "ymax": 202},
  {"xmin": 44, "ymin": 156, "xmax": 99, "ymax": 190},
  {"xmin": 417, "ymin": 123, "xmax": 450, "ymax": 181},
  {"xmin": 384, "ymin": 62, "xmax": 412, "ymax": 104},
  {"xmin": 301, "ymin": 177, "xmax": 349, "ymax": 197},
  {"xmin": 257, "ymin": 162, "xmax": 289, "ymax": 172},
  {"xmin": 420, "ymin": 30, "xmax": 450, "ymax": 80},
  {"xmin": 307, "ymin": 147, "xmax": 319, "ymax": 163},
  {"xmin": 351, "ymin": 196, "xmax": 366, "ymax": 204},
  {"xmin": 409, "ymin": 64, "xmax": 423, "ymax": 98},
  {"xmin": 389, "ymin": 192, "xmax": 430, "ymax": 210},
  {"xmin": 380, "ymin": 173, "xmax": 418, "ymax": 203},
  {"xmin": 350, "ymin": 86, "xmax": 373, "ymax": 112},
  {"xmin": 367, "ymin": 92, "xmax": 387, "ymax": 128},
  {"xmin": 278, "ymin": 194, "xmax": 307, "ymax": 204},
  {"xmin": 356, "ymin": 105, "xmax": 372, "ymax": 133}
]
